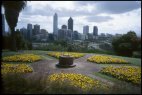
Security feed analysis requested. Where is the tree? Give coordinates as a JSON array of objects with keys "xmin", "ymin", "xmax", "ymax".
[
  {"xmin": 2, "ymin": 1, "xmax": 27, "ymax": 51},
  {"xmin": 112, "ymin": 31, "xmax": 140, "ymax": 57}
]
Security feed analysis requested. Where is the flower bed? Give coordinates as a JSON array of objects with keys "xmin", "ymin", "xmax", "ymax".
[
  {"xmin": 47, "ymin": 52, "xmax": 84, "ymax": 59},
  {"xmin": 1, "ymin": 63, "xmax": 33, "ymax": 74},
  {"xmin": 47, "ymin": 73, "xmax": 108, "ymax": 92},
  {"xmin": 100, "ymin": 66, "xmax": 141, "ymax": 85},
  {"xmin": 87, "ymin": 55, "xmax": 129, "ymax": 64},
  {"xmin": 2, "ymin": 54, "xmax": 41, "ymax": 62}
]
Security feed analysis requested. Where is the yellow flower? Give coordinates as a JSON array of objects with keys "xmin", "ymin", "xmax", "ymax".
[
  {"xmin": 2, "ymin": 54, "xmax": 41, "ymax": 62},
  {"xmin": 100, "ymin": 66, "xmax": 141, "ymax": 85},
  {"xmin": 87, "ymin": 55, "xmax": 129, "ymax": 64},
  {"xmin": 1, "ymin": 62, "xmax": 33, "ymax": 74},
  {"xmin": 47, "ymin": 52, "xmax": 84, "ymax": 59},
  {"xmin": 47, "ymin": 73, "xmax": 108, "ymax": 92}
]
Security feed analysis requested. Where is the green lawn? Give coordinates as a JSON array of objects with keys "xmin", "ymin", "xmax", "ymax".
[
  {"xmin": 88, "ymin": 53, "xmax": 141, "ymax": 67},
  {"xmin": 2, "ymin": 50, "xmax": 55, "ymax": 60},
  {"xmin": 93, "ymin": 72, "xmax": 141, "ymax": 94},
  {"xmin": 1, "ymin": 50, "xmax": 141, "ymax": 94}
]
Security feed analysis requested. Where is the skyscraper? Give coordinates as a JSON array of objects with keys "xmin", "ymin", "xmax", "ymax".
[
  {"xmin": 68, "ymin": 17, "xmax": 73, "ymax": 31},
  {"xmin": 53, "ymin": 13, "xmax": 58, "ymax": 36},
  {"xmin": 93, "ymin": 26, "xmax": 98, "ymax": 36},
  {"xmin": 2, "ymin": 14, "xmax": 5, "ymax": 36},
  {"xmin": 33, "ymin": 24, "xmax": 40, "ymax": 35},
  {"xmin": 83, "ymin": 25, "xmax": 89, "ymax": 35},
  {"xmin": 27, "ymin": 24, "xmax": 32, "ymax": 41}
]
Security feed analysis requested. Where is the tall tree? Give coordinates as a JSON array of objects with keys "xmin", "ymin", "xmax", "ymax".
[{"xmin": 2, "ymin": 1, "xmax": 27, "ymax": 51}]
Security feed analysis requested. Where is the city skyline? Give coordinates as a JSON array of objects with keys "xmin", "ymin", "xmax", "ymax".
[{"xmin": 2, "ymin": 1, "xmax": 141, "ymax": 36}]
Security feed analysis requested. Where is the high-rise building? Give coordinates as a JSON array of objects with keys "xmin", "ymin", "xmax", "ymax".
[
  {"xmin": 93, "ymin": 26, "xmax": 98, "ymax": 36},
  {"xmin": 2, "ymin": 14, "xmax": 5, "ymax": 36},
  {"xmin": 67, "ymin": 29, "xmax": 72, "ymax": 41},
  {"xmin": 73, "ymin": 30, "xmax": 79, "ymax": 40},
  {"xmin": 62, "ymin": 25, "xmax": 67, "ymax": 30},
  {"xmin": 58, "ymin": 24, "xmax": 73, "ymax": 41},
  {"xmin": 68, "ymin": 17, "xmax": 73, "ymax": 31},
  {"xmin": 58, "ymin": 29, "xmax": 67, "ymax": 40},
  {"xmin": 83, "ymin": 25, "xmax": 89, "ymax": 35},
  {"xmin": 27, "ymin": 23, "xmax": 32, "ymax": 41},
  {"xmin": 20, "ymin": 27, "xmax": 27, "ymax": 39},
  {"xmin": 33, "ymin": 24, "xmax": 40, "ymax": 35},
  {"xmin": 53, "ymin": 13, "xmax": 58, "ymax": 36}
]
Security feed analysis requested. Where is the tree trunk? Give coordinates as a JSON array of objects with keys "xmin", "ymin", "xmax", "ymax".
[{"xmin": 10, "ymin": 28, "xmax": 17, "ymax": 51}]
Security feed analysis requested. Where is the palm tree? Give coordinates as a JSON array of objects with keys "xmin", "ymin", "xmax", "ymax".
[{"xmin": 2, "ymin": 1, "xmax": 27, "ymax": 51}]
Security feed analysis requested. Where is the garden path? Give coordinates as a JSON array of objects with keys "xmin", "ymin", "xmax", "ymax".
[{"xmin": 25, "ymin": 54, "xmax": 114, "ymax": 86}]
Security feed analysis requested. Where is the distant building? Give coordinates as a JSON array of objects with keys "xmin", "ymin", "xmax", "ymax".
[
  {"xmin": 83, "ymin": 25, "xmax": 89, "ymax": 35},
  {"xmin": 27, "ymin": 23, "xmax": 32, "ymax": 41},
  {"xmin": 33, "ymin": 24, "xmax": 40, "ymax": 35},
  {"xmin": 58, "ymin": 29, "xmax": 67, "ymax": 40},
  {"xmin": 2, "ymin": 14, "xmax": 5, "ymax": 36},
  {"xmin": 20, "ymin": 27, "xmax": 27, "ymax": 39},
  {"xmin": 80, "ymin": 34, "xmax": 86, "ymax": 41},
  {"xmin": 115, "ymin": 33, "xmax": 122, "ymax": 37},
  {"xmin": 100, "ymin": 33, "xmax": 105, "ymax": 37},
  {"xmin": 48, "ymin": 33, "xmax": 54, "ymax": 42},
  {"xmin": 68, "ymin": 17, "xmax": 73, "ymax": 31},
  {"xmin": 93, "ymin": 26, "xmax": 98, "ymax": 36},
  {"xmin": 62, "ymin": 25, "xmax": 67, "ymax": 30},
  {"xmin": 66, "ymin": 29, "xmax": 72, "ymax": 41},
  {"xmin": 41, "ymin": 29, "xmax": 48, "ymax": 34},
  {"xmin": 73, "ymin": 30, "xmax": 79, "ymax": 40},
  {"xmin": 53, "ymin": 13, "xmax": 58, "ymax": 36}
]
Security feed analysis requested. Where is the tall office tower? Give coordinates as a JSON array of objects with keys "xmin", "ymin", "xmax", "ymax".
[
  {"xmin": 27, "ymin": 23, "xmax": 32, "ymax": 41},
  {"xmin": 83, "ymin": 25, "xmax": 89, "ymax": 35},
  {"xmin": 2, "ymin": 14, "xmax": 5, "ymax": 36},
  {"xmin": 93, "ymin": 26, "xmax": 98, "ymax": 36},
  {"xmin": 33, "ymin": 24, "xmax": 40, "ymax": 35},
  {"xmin": 68, "ymin": 17, "xmax": 73, "ymax": 31},
  {"xmin": 53, "ymin": 13, "xmax": 58, "ymax": 36}
]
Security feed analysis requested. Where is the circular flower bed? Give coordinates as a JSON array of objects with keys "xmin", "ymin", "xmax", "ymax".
[
  {"xmin": 1, "ymin": 63, "xmax": 33, "ymax": 74},
  {"xmin": 100, "ymin": 66, "xmax": 141, "ymax": 85},
  {"xmin": 47, "ymin": 73, "xmax": 108, "ymax": 92},
  {"xmin": 87, "ymin": 55, "xmax": 129, "ymax": 64},
  {"xmin": 47, "ymin": 52, "xmax": 84, "ymax": 59},
  {"xmin": 2, "ymin": 54, "xmax": 41, "ymax": 62}
]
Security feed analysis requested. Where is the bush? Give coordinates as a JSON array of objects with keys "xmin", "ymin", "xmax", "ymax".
[
  {"xmin": 112, "ymin": 31, "xmax": 141, "ymax": 57},
  {"xmin": 132, "ymin": 51, "xmax": 141, "ymax": 58}
]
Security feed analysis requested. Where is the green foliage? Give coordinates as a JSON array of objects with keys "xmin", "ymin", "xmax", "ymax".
[
  {"xmin": 112, "ymin": 31, "xmax": 141, "ymax": 57},
  {"xmin": 2, "ymin": 31, "xmax": 32, "ymax": 50},
  {"xmin": 2, "ymin": 35, "xmax": 10, "ymax": 49},
  {"xmin": 2, "ymin": 73, "xmax": 46, "ymax": 94},
  {"xmin": 2, "ymin": 1, "xmax": 27, "ymax": 51}
]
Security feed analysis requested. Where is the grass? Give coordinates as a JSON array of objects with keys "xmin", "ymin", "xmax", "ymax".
[
  {"xmin": 88, "ymin": 53, "xmax": 141, "ymax": 67},
  {"xmin": 1, "ymin": 73, "xmax": 107, "ymax": 94},
  {"xmin": 2, "ymin": 50, "xmax": 55, "ymax": 60},
  {"xmin": 1, "ymin": 50, "xmax": 141, "ymax": 94},
  {"xmin": 2, "ymin": 72, "xmax": 141, "ymax": 94},
  {"xmin": 2, "ymin": 73, "xmax": 46, "ymax": 94},
  {"xmin": 93, "ymin": 72, "xmax": 141, "ymax": 94}
]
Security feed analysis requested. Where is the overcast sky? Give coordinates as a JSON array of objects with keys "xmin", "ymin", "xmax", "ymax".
[{"xmin": 3, "ymin": 1, "xmax": 141, "ymax": 36}]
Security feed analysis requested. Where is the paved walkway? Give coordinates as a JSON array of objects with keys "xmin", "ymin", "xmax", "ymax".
[{"xmin": 25, "ymin": 54, "xmax": 114, "ymax": 86}]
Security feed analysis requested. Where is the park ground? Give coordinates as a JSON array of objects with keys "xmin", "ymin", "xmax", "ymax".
[{"xmin": 2, "ymin": 50, "xmax": 141, "ymax": 94}]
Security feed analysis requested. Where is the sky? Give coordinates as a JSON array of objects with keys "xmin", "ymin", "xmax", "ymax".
[{"xmin": 3, "ymin": 1, "xmax": 141, "ymax": 36}]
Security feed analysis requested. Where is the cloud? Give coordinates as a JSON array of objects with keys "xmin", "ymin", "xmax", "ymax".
[
  {"xmin": 76, "ymin": 1, "xmax": 141, "ymax": 14},
  {"xmin": 86, "ymin": 15, "xmax": 113, "ymax": 23},
  {"xmin": 10, "ymin": 1, "xmax": 141, "ymax": 37}
]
